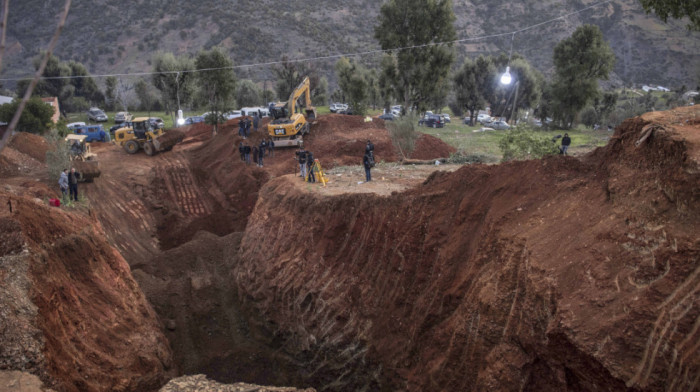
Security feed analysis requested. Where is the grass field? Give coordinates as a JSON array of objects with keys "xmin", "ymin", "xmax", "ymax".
[{"xmin": 417, "ymin": 120, "xmax": 612, "ymax": 161}]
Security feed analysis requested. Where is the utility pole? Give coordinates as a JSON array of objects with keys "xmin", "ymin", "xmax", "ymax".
[{"xmin": 510, "ymin": 81, "xmax": 519, "ymax": 125}]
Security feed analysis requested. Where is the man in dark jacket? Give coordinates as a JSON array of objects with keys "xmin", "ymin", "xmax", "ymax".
[
  {"xmin": 295, "ymin": 147, "xmax": 307, "ymax": 178},
  {"xmin": 244, "ymin": 144, "xmax": 251, "ymax": 165},
  {"xmin": 561, "ymin": 133, "xmax": 571, "ymax": 155},
  {"xmin": 253, "ymin": 114, "xmax": 260, "ymax": 132},
  {"xmin": 366, "ymin": 140, "xmax": 374, "ymax": 156},
  {"xmin": 68, "ymin": 167, "xmax": 80, "ymax": 201},
  {"xmin": 363, "ymin": 152, "xmax": 372, "ymax": 182},
  {"xmin": 238, "ymin": 142, "xmax": 245, "ymax": 161},
  {"xmin": 306, "ymin": 151, "xmax": 315, "ymax": 182},
  {"xmin": 258, "ymin": 141, "xmax": 265, "ymax": 167},
  {"xmin": 244, "ymin": 118, "xmax": 251, "ymax": 138},
  {"xmin": 268, "ymin": 138, "xmax": 275, "ymax": 157},
  {"xmin": 238, "ymin": 119, "xmax": 245, "ymax": 139}
]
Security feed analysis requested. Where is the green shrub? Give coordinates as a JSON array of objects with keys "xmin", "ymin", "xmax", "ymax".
[
  {"xmin": 387, "ymin": 115, "xmax": 419, "ymax": 159},
  {"xmin": 45, "ymin": 129, "xmax": 71, "ymax": 184},
  {"xmin": 447, "ymin": 150, "xmax": 499, "ymax": 164},
  {"xmin": 498, "ymin": 127, "xmax": 560, "ymax": 162}
]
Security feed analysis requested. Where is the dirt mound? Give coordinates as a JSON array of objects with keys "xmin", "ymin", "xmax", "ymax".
[
  {"xmin": 231, "ymin": 106, "xmax": 700, "ymax": 391},
  {"xmin": 156, "ymin": 129, "xmax": 186, "ymax": 150},
  {"xmin": 0, "ymin": 191, "xmax": 172, "ymax": 391},
  {"xmin": 8, "ymin": 132, "xmax": 49, "ymax": 163},
  {"xmin": 411, "ymin": 133, "xmax": 457, "ymax": 159}
]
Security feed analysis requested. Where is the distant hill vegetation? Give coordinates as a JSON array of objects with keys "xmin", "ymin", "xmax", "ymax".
[{"xmin": 2, "ymin": 0, "xmax": 698, "ymax": 88}]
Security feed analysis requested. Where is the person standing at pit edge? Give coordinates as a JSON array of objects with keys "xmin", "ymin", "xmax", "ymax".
[
  {"xmin": 363, "ymin": 151, "xmax": 372, "ymax": 182},
  {"xmin": 68, "ymin": 167, "xmax": 80, "ymax": 202},
  {"xmin": 295, "ymin": 146, "xmax": 307, "ymax": 178},
  {"xmin": 58, "ymin": 169, "xmax": 69, "ymax": 202},
  {"xmin": 244, "ymin": 143, "xmax": 252, "ymax": 165},
  {"xmin": 561, "ymin": 133, "xmax": 571, "ymax": 155}
]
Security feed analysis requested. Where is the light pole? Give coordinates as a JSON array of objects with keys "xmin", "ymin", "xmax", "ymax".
[{"xmin": 500, "ymin": 66, "xmax": 519, "ymax": 125}]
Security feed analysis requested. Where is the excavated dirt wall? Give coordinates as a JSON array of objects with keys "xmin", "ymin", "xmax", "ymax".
[
  {"xmin": 0, "ymin": 192, "xmax": 173, "ymax": 392},
  {"xmin": 232, "ymin": 107, "xmax": 700, "ymax": 391}
]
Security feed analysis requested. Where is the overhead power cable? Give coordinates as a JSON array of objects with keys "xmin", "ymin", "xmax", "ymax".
[{"xmin": 0, "ymin": 0, "xmax": 613, "ymax": 82}]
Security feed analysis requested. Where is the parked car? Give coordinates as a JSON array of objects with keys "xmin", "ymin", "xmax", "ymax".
[
  {"xmin": 87, "ymin": 108, "xmax": 108, "ymax": 122},
  {"xmin": 391, "ymin": 105, "xmax": 403, "ymax": 115},
  {"xmin": 329, "ymin": 103, "xmax": 344, "ymax": 113},
  {"xmin": 72, "ymin": 124, "xmax": 110, "ymax": 142},
  {"xmin": 67, "ymin": 122, "xmax": 86, "ymax": 129},
  {"xmin": 109, "ymin": 123, "xmax": 129, "ymax": 137},
  {"xmin": 418, "ymin": 114, "xmax": 445, "ymax": 128},
  {"xmin": 338, "ymin": 107, "xmax": 353, "ymax": 115},
  {"xmin": 441, "ymin": 114, "xmax": 451, "ymax": 123},
  {"xmin": 148, "ymin": 117, "xmax": 164, "ymax": 129},
  {"xmin": 224, "ymin": 110, "xmax": 242, "ymax": 120},
  {"xmin": 477, "ymin": 114, "xmax": 492, "ymax": 124},
  {"xmin": 114, "ymin": 111, "xmax": 133, "ymax": 123},
  {"xmin": 184, "ymin": 116, "xmax": 204, "ymax": 125},
  {"xmin": 490, "ymin": 120, "xmax": 510, "ymax": 130},
  {"xmin": 379, "ymin": 113, "xmax": 397, "ymax": 121}
]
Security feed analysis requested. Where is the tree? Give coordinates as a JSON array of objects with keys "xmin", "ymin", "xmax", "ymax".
[
  {"xmin": 22, "ymin": 54, "xmax": 70, "ymax": 100},
  {"xmin": 135, "ymin": 78, "xmax": 156, "ymax": 114},
  {"xmin": 104, "ymin": 76, "xmax": 117, "ymax": 111},
  {"xmin": 152, "ymin": 52, "xmax": 196, "ymax": 124},
  {"xmin": 313, "ymin": 76, "xmax": 329, "ymax": 106},
  {"xmin": 335, "ymin": 57, "xmax": 369, "ymax": 115},
  {"xmin": 195, "ymin": 48, "xmax": 236, "ymax": 134},
  {"xmin": 67, "ymin": 61, "xmax": 103, "ymax": 105},
  {"xmin": 236, "ymin": 79, "xmax": 262, "ymax": 107},
  {"xmin": 273, "ymin": 57, "xmax": 324, "ymax": 104},
  {"xmin": 453, "ymin": 55, "xmax": 498, "ymax": 125},
  {"xmin": 375, "ymin": 0, "xmax": 456, "ymax": 113},
  {"xmin": 0, "ymin": 97, "xmax": 55, "ymax": 134},
  {"xmin": 638, "ymin": 0, "xmax": 700, "ymax": 30},
  {"xmin": 489, "ymin": 56, "xmax": 542, "ymax": 123},
  {"xmin": 19, "ymin": 55, "xmax": 105, "ymax": 113},
  {"xmin": 550, "ymin": 25, "xmax": 615, "ymax": 128},
  {"xmin": 273, "ymin": 56, "xmax": 308, "ymax": 100}
]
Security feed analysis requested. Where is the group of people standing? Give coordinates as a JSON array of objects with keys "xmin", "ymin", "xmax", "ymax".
[
  {"xmin": 58, "ymin": 168, "xmax": 81, "ymax": 203},
  {"xmin": 238, "ymin": 114, "xmax": 261, "ymax": 139},
  {"xmin": 239, "ymin": 138, "xmax": 274, "ymax": 167},
  {"xmin": 295, "ymin": 146, "xmax": 317, "ymax": 182}
]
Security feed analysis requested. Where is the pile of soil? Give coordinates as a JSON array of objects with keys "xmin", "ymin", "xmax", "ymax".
[
  {"xmin": 231, "ymin": 106, "xmax": 700, "ymax": 391},
  {"xmin": 0, "ymin": 133, "xmax": 49, "ymax": 178},
  {"xmin": 0, "ymin": 191, "xmax": 173, "ymax": 392},
  {"xmin": 8, "ymin": 132, "xmax": 49, "ymax": 163},
  {"xmin": 411, "ymin": 133, "xmax": 457, "ymax": 159}
]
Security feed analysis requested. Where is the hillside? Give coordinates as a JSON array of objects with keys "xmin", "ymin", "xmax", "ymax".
[{"xmin": 2, "ymin": 0, "xmax": 698, "ymax": 89}]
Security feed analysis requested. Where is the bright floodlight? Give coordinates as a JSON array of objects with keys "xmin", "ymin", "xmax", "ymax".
[{"xmin": 500, "ymin": 66, "xmax": 512, "ymax": 85}]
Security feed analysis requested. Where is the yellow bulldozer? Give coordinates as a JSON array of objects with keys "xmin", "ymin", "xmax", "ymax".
[
  {"xmin": 114, "ymin": 117, "xmax": 184, "ymax": 156},
  {"xmin": 267, "ymin": 76, "xmax": 317, "ymax": 147}
]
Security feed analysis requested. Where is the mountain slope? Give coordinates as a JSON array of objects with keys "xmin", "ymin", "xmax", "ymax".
[{"xmin": 3, "ymin": 0, "xmax": 698, "ymax": 90}]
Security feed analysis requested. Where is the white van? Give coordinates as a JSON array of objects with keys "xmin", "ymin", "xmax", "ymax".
[{"xmin": 240, "ymin": 107, "xmax": 270, "ymax": 117}]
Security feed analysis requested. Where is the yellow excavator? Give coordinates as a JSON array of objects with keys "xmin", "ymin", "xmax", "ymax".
[{"xmin": 267, "ymin": 76, "xmax": 316, "ymax": 147}]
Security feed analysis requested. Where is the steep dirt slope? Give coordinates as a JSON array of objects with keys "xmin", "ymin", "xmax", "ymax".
[
  {"xmin": 0, "ymin": 191, "xmax": 173, "ymax": 392},
  {"xmin": 232, "ymin": 106, "xmax": 699, "ymax": 391}
]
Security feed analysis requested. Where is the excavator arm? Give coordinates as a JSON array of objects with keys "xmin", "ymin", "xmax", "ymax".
[
  {"xmin": 268, "ymin": 76, "xmax": 316, "ymax": 146},
  {"xmin": 287, "ymin": 77, "xmax": 315, "ymax": 119}
]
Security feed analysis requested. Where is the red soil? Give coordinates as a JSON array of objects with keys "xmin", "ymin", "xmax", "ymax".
[{"xmin": 233, "ymin": 106, "xmax": 700, "ymax": 391}]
